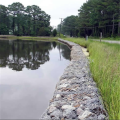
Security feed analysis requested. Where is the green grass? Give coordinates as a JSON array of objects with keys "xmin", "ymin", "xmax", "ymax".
[
  {"xmin": 102, "ymin": 37, "xmax": 120, "ymax": 41},
  {"xmin": 0, "ymin": 36, "xmax": 58, "ymax": 41},
  {"xmin": 63, "ymin": 37, "xmax": 120, "ymax": 120},
  {"xmin": 16, "ymin": 36, "xmax": 58, "ymax": 41},
  {"xmin": 57, "ymin": 33, "xmax": 67, "ymax": 38},
  {"xmin": 89, "ymin": 36, "xmax": 120, "ymax": 41}
]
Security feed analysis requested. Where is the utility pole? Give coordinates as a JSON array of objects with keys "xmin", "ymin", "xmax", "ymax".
[
  {"xmin": 100, "ymin": 32, "xmax": 102, "ymax": 42},
  {"xmin": 59, "ymin": 18, "xmax": 63, "ymax": 37}
]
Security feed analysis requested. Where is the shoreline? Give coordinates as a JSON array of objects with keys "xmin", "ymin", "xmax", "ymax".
[{"xmin": 41, "ymin": 38, "xmax": 108, "ymax": 119}]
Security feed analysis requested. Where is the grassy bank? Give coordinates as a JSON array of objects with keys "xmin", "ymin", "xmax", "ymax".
[
  {"xmin": 89, "ymin": 36, "xmax": 120, "ymax": 41},
  {"xmin": 63, "ymin": 38, "xmax": 120, "ymax": 120},
  {"xmin": 0, "ymin": 35, "xmax": 58, "ymax": 41}
]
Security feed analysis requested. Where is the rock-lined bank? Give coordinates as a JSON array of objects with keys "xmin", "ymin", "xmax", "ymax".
[{"xmin": 41, "ymin": 38, "xmax": 108, "ymax": 120}]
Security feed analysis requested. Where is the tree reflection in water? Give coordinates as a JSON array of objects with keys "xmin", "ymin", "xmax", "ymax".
[{"xmin": 0, "ymin": 40, "xmax": 70, "ymax": 71}]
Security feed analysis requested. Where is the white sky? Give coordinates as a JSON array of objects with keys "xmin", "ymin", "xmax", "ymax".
[{"xmin": 0, "ymin": 0, "xmax": 86, "ymax": 27}]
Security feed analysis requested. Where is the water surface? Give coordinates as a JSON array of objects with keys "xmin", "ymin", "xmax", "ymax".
[{"xmin": 0, "ymin": 40, "xmax": 70, "ymax": 119}]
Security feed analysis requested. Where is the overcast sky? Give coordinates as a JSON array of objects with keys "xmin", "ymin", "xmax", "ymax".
[{"xmin": 1, "ymin": 0, "xmax": 86, "ymax": 27}]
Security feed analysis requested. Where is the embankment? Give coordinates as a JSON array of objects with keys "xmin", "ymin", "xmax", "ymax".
[{"xmin": 41, "ymin": 38, "xmax": 108, "ymax": 120}]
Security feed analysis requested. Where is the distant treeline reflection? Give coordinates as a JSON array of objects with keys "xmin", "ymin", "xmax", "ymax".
[{"xmin": 0, "ymin": 40, "xmax": 70, "ymax": 71}]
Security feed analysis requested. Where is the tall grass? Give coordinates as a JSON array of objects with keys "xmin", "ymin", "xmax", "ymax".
[
  {"xmin": 63, "ymin": 37, "xmax": 120, "ymax": 120},
  {"xmin": 0, "ymin": 36, "xmax": 58, "ymax": 41}
]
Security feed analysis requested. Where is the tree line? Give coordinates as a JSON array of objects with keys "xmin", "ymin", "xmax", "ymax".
[
  {"xmin": 0, "ymin": 2, "xmax": 52, "ymax": 36},
  {"xmin": 58, "ymin": 0, "xmax": 120, "ymax": 38}
]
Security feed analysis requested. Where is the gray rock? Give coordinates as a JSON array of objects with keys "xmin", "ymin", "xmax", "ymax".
[
  {"xmin": 98, "ymin": 114, "xmax": 106, "ymax": 120},
  {"xmin": 77, "ymin": 108, "xmax": 84, "ymax": 115},
  {"xmin": 58, "ymin": 84, "xmax": 69, "ymax": 89},
  {"xmin": 62, "ymin": 105, "xmax": 76, "ymax": 110},
  {"xmin": 50, "ymin": 109, "xmax": 62, "ymax": 118},
  {"xmin": 78, "ymin": 110, "xmax": 93, "ymax": 120},
  {"xmin": 56, "ymin": 94, "xmax": 61, "ymax": 98},
  {"xmin": 48, "ymin": 106, "xmax": 57, "ymax": 114},
  {"xmin": 63, "ymin": 109, "xmax": 77, "ymax": 119},
  {"xmin": 91, "ymin": 106, "xmax": 107, "ymax": 115},
  {"xmin": 85, "ymin": 114, "xmax": 98, "ymax": 120}
]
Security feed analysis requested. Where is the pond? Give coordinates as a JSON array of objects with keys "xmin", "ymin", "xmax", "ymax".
[{"xmin": 0, "ymin": 40, "xmax": 71, "ymax": 119}]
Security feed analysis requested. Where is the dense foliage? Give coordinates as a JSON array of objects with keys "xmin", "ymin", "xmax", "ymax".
[
  {"xmin": 0, "ymin": 2, "xmax": 51, "ymax": 36},
  {"xmin": 52, "ymin": 29, "xmax": 57, "ymax": 37},
  {"xmin": 58, "ymin": 0, "xmax": 120, "ymax": 37}
]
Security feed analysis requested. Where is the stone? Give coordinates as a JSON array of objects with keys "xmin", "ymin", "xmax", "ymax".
[
  {"xmin": 56, "ymin": 94, "xmax": 61, "ymax": 98},
  {"xmin": 92, "ymin": 106, "xmax": 106, "ymax": 115},
  {"xmin": 50, "ymin": 109, "xmax": 62, "ymax": 118},
  {"xmin": 76, "ymin": 74, "xmax": 84, "ymax": 78},
  {"xmin": 83, "ymin": 96, "xmax": 91, "ymax": 100},
  {"xmin": 48, "ymin": 106, "xmax": 57, "ymax": 114},
  {"xmin": 63, "ymin": 109, "xmax": 77, "ymax": 119},
  {"xmin": 67, "ymin": 94, "xmax": 75, "ymax": 100},
  {"xmin": 85, "ymin": 98, "xmax": 99, "ymax": 105},
  {"xmin": 85, "ymin": 114, "xmax": 98, "ymax": 120},
  {"xmin": 60, "ymin": 79, "xmax": 68, "ymax": 84},
  {"xmin": 61, "ymin": 105, "xmax": 76, "ymax": 110},
  {"xmin": 76, "ymin": 108, "xmax": 84, "ymax": 115},
  {"xmin": 61, "ymin": 79, "xmax": 67, "ymax": 81},
  {"xmin": 74, "ymin": 103, "xmax": 80, "ymax": 108},
  {"xmin": 98, "ymin": 114, "xmax": 106, "ymax": 120},
  {"xmin": 58, "ymin": 84, "xmax": 69, "ymax": 89},
  {"xmin": 78, "ymin": 110, "xmax": 92, "ymax": 120}
]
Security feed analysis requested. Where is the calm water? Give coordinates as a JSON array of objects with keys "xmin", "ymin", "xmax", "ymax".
[{"xmin": 0, "ymin": 40, "xmax": 70, "ymax": 119}]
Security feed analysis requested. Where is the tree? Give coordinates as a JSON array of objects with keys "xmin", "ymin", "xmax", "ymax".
[
  {"xmin": 0, "ymin": 2, "xmax": 51, "ymax": 36},
  {"xmin": 52, "ymin": 29, "xmax": 57, "ymax": 37},
  {"xmin": 60, "ymin": 0, "xmax": 120, "ymax": 37},
  {"xmin": 0, "ymin": 5, "xmax": 9, "ymax": 34},
  {"xmin": 57, "ymin": 15, "xmax": 79, "ymax": 37},
  {"xmin": 8, "ymin": 2, "xmax": 25, "ymax": 35}
]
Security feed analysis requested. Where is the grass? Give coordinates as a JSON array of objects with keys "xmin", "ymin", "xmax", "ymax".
[
  {"xmin": 102, "ymin": 37, "xmax": 120, "ymax": 41},
  {"xmin": 63, "ymin": 37, "xmax": 120, "ymax": 120},
  {"xmin": 89, "ymin": 36, "xmax": 120, "ymax": 41},
  {"xmin": 0, "ymin": 35, "xmax": 58, "ymax": 41}
]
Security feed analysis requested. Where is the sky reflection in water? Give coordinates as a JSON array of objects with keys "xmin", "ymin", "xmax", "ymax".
[{"xmin": 0, "ymin": 40, "xmax": 70, "ymax": 119}]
